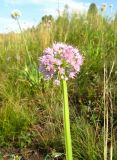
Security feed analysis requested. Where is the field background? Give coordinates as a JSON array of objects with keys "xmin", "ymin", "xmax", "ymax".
[{"xmin": 0, "ymin": 3, "xmax": 117, "ymax": 160}]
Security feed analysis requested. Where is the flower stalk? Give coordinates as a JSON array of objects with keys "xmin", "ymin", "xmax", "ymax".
[
  {"xmin": 11, "ymin": 9, "xmax": 32, "ymax": 64},
  {"xmin": 16, "ymin": 17, "xmax": 32, "ymax": 64},
  {"xmin": 62, "ymin": 79, "xmax": 73, "ymax": 160},
  {"xmin": 39, "ymin": 43, "xmax": 83, "ymax": 160}
]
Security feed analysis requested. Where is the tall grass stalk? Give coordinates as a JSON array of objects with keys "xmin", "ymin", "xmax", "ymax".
[
  {"xmin": 108, "ymin": 62, "xmax": 115, "ymax": 160},
  {"xmin": 109, "ymin": 90, "xmax": 113, "ymax": 160},
  {"xmin": 104, "ymin": 62, "xmax": 115, "ymax": 160},
  {"xmin": 104, "ymin": 63, "xmax": 108, "ymax": 160}
]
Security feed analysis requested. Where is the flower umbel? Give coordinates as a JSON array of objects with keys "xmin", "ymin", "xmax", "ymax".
[
  {"xmin": 11, "ymin": 9, "xmax": 22, "ymax": 19},
  {"xmin": 38, "ymin": 43, "xmax": 83, "ymax": 160},
  {"xmin": 101, "ymin": 3, "xmax": 107, "ymax": 12},
  {"xmin": 39, "ymin": 43, "xmax": 83, "ymax": 83}
]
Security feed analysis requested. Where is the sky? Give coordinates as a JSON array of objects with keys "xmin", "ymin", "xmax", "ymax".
[{"xmin": 0, "ymin": 0, "xmax": 117, "ymax": 33}]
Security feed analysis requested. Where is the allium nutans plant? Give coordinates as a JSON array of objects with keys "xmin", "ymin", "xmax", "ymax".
[{"xmin": 39, "ymin": 43, "xmax": 83, "ymax": 160}]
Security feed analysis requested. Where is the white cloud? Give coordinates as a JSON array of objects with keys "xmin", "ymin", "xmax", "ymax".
[
  {"xmin": 67, "ymin": 1, "xmax": 90, "ymax": 14},
  {"xmin": 2, "ymin": 0, "xmax": 90, "ymax": 32},
  {"xmin": 0, "ymin": 17, "xmax": 37, "ymax": 33},
  {"xmin": 40, "ymin": 8, "xmax": 57, "ymax": 16},
  {"xmin": 5, "ymin": 0, "xmax": 90, "ymax": 13},
  {"xmin": 39, "ymin": 1, "xmax": 90, "ymax": 17},
  {"xmin": 5, "ymin": 0, "xmax": 61, "ymax": 5}
]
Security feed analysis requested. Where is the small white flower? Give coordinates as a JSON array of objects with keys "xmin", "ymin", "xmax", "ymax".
[
  {"xmin": 102, "ymin": 3, "xmax": 107, "ymax": 8},
  {"xmin": 109, "ymin": 4, "xmax": 113, "ymax": 8},
  {"xmin": 54, "ymin": 80, "xmax": 60, "ymax": 86},
  {"xmin": 101, "ymin": 3, "xmax": 107, "ymax": 12},
  {"xmin": 64, "ymin": 77, "xmax": 68, "ymax": 81},
  {"xmin": 11, "ymin": 9, "xmax": 22, "ymax": 19},
  {"xmin": 61, "ymin": 75, "xmax": 64, "ymax": 79}
]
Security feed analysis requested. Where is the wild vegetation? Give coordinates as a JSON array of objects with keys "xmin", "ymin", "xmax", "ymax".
[{"xmin": 0, "ymin": 3, "xmax": 117, "ymax": 160}]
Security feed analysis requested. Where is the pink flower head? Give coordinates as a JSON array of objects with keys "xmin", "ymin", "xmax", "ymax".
[
  {"xmin": 44, "ymin": 47, "xmax": 53, "ymax": 55},
  {"xmin": 39, "ymin": 42, "xmax": 83, "ymax": 84},
  {"xmin": 69, "ymin": 72, "xmax": 76, "ymax": 79}
]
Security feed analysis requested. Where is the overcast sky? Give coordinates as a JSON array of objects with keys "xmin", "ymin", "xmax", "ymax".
[{"xmin": 0, "ymin": 0, "xmax": 116, "ymax": 33}]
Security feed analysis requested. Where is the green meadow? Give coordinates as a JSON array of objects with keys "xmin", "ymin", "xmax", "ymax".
[{"xmin": 0, "ymin": 3, "xmax": 117, "ymax": 160}]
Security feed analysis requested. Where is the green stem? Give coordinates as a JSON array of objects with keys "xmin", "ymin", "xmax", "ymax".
[
  {"xmin": 16, "ymin": 17, "xmax": 32, "ymax": 64},
  {"xmin": 62, "ymin": 79, "xmax": 73, "ymax": 160}
]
